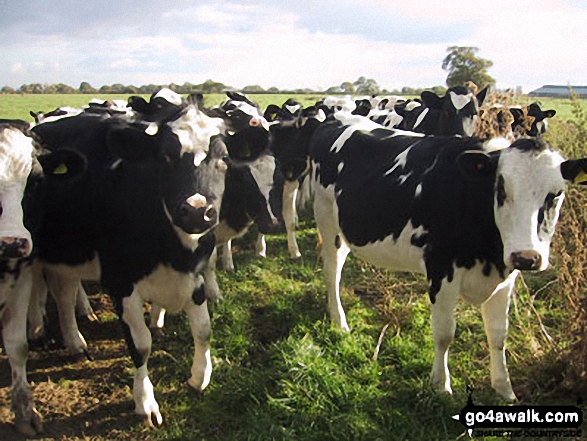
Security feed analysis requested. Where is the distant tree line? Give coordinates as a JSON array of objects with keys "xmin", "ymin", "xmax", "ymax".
[
  {"xmin": 0, "ymin": 46, "xmax": 500, "ymax": 97},
  {"xmin": 0, "ymin": 78, "xmax": 449, "ymax": 97}
]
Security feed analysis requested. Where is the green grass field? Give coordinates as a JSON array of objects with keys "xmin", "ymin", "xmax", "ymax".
[{"xmin": 0, "ymin": 93, "xmax": 585, "ymax": 440}]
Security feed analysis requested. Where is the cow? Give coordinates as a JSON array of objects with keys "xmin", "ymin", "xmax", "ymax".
[
  {"xmin": 28, "ymin": 109, "xmax": 228, "ymax": 429},
  {"xmin": 394, "ymin": 86, "xmax": 488, "ymax": 136},
  {"xmin": 510, "ymin": 102, "xmax": 556, "ymax": 137},
  {"xmin": 268, "ymin": 111, "xmax": 587, "ymax": 402},
  {"xmin": 0, "ymin": 123, "xmax": 84, "ymax": 435}
]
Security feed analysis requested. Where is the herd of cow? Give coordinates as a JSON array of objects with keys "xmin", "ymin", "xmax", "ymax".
[{"xmin": 0, "ymin": 85, "xmax": 584, "ymax": 435}]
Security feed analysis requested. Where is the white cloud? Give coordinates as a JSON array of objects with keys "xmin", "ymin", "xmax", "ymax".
[{"xmin": 109, "ymin": 58, "xmax": 139, "ymax": 69}]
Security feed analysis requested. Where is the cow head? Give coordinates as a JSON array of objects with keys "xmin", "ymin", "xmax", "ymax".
[
  {"xmin": 268, "ymin": 114, "xmax": 323, "ymax": 181},
  {"xmin": 510, "ymin": 103, "xmax": 556, "ymax": 137},
  {"xmin": 264, "ymin": 99, "xmax": 303, "ymax": 122},
  {"xmin": 106, "ymin": 121, "xmax": 218, "ymax": 245},
  {"xmin": 458, "ymin": 137, "xmax": 586, "ymax": 271},
  {"xmin": 128, "ymin": 88, "xmax": 187, "ymax": 123},
  {"xmin": 421, "ymin": 86, "xmax": 488, "ymax": 137},
  {"xmin": 0, "ymin": 125, "xmax": 84, "ymax": 259}
]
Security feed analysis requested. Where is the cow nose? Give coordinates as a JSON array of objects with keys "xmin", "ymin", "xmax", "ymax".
[
  {"xmin": 249, "ymin": 118, "xmax": 261, "ymax": 127},
  {"xmin": 0, "ymin": 237, "xmax": 31, "ymax": 259},
  {"xmin": 203, "ymin": 204, "xmax": 217, "ymax": 223},
  {"xmin": 510, "ymin": 251, "xmax": 542, "ymax": 270}
]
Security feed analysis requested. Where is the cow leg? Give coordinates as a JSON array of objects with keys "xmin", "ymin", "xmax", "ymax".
[
  {"xmin": 45, "ymin": 272, "xmax": 88, "ymax": 356},
  {"xmin": 183, "ymin": 278, "xmax": 212, "ymax": 391},
  {"xmin": 27, "ymin": 263, "xmax": 47, "ymax": 342},
  {"xmin": 75, "ymin": 282, "xmax": 98, "ymax": 321},
  {"xmin": 481, "ymin": 271, "xmax": 518, "ymax": 402},
  {"xmin": 430, "ymin": 283, "xmax": 459, "ymax": 394},
  {"xmin": 255, "ymin": 233, "xmax": 267, "ymax": 257},
  {"xmin": 314, "ymin": 192, "xmax": 350, "ymax": 331},
  {"xmin": 221, "ymin": 241, "xmax": 235, "ymax": 272},
  {"xmin": 202, "ymin": 247, "xmax": 222, "ymax": 302},
  {"xmin": 118, "ymin": 290, "xmax": 162, "ymax": 427},
  {"xmin": 283, "ymin": 180, "xmax": 301, "ymax": 259},
  {"xmin": 2, "ymin": 268, "xmax": 43, "ymax": 436}
]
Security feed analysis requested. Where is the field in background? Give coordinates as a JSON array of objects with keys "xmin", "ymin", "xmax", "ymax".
[
  {"xmin": 0, "ymin": 93, "xmax": 585, "ymax": 440},
  {"xmin": 1, "ymin": 93, "xmax": 586, "ymax": 122}
]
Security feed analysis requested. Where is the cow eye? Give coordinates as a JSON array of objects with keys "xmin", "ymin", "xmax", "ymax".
[{"xmin": 0, "ymin": 201, "xmax": 3, "ymax": 218}]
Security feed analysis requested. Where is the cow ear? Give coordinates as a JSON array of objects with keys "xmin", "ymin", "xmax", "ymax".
[
  {"xmin": 263, "ymin": 104, "xmax": 281, "ymax": 122},
  {"xmin": 127, "ymin": 96, "xmax": 149, "ymax": 113},
  {"xmin": 206, "ymin": 107, "xmax": 227, "ymax": 119},
  {"xmin": 561, "ymin": 158, "xmax": 587, "ymax": 185},
  {"xmin": 37, "ymin": 148, "xmax": 87, "ymax": 180},
  {"xmin": 187, "ymin": 93, "xmax": 204, "ymax": 109},
  {"xmin": 476, "ymin": 86, "xmax": 489, "ymax": 107},
  {"xmin": 457, "ymin": 150, "xmax": 498, "ymax": 180},
  {"xmin": 543, "ymin": 109, "xmax": 556, "ymax": 118},
  {"xmin": 420, "ymin": 91, "xmax": 442, "ymax": 109}
]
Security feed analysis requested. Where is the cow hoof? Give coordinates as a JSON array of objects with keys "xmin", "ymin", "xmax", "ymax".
[
  {"xmin": 142, "ymin": 411, "xmax": 163, "ymax": 429},
  {"xmin": 16, "ymin": 408, "xmax": 43, "ymax": 436},
  {"xmin": 493, "ymin": 383, "xmax": 517, "ymax": 402},
  {"xmin": 289, "ymin": 251, "xmax": 302, "ymax": 259}
]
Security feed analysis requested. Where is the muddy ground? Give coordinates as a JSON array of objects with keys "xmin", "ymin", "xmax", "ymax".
[{"xmin": 0, "ymin": 293, "xmax": 155, "ymax": 441}]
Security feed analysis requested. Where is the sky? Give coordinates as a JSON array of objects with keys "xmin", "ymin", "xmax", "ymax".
[{"xmin": 1, "ymin": 0, "xmax": 586, "ymax": 94}]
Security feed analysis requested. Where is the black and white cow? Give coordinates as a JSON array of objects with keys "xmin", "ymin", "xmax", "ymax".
[
  {"xmin": 510, "ymin": 102, "xmax": 556, "ymax": 137},
  {"xmin": 395, "ymin": 86, "xmax": 488, "ymax": 136},
  {"xmin": 269, "ymin": 111, "xmax": 587, "ymax": 401},
  {"xmin": 0, "ymin": 123, "xmax": 84, "ymax": 435},
  {"xmin": 29, "ymin": 110, "xmax": 226, "ymax": 428}
]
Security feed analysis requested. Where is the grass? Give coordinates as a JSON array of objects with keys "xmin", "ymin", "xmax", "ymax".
[{"xmin": 0, "ymin": 94, "xmax": 585, "ymax": 440}]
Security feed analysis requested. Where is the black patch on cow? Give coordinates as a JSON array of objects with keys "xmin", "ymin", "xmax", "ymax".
[
  {"xmin": 311, "ymin": 120, "xmax": 506, "ymax": 303},
  {"xmin": 496, "ymin": 175, "xmax": 506, "ymax": 207},
  {"xmin": 537, "ymin": 191, "xmax": 562, "ymax": 240},
  {"xmin": 192, "ymin": 283, "xmax": 206, "ymax": 306},
  {"xmin": 335, "ymin": 235, "xmax": 341, "ymax": 249}
]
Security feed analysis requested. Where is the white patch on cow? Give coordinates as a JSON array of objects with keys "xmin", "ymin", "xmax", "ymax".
[
  {"xmin": 145, "ymin": 122, "xmax": 159, "ymax": 136},
  {"xmin": 153, "ymin": 88, "xmax": 183, "ymax": 106},
  {"xmin": 323, "ymin": 95, "xmax": 356, "ymax": 113},
  {"xmin": 89, "ymin": 98, "xmax": 106, "ymax": 105},
  {"xmin": 249, "ymin": 155, "xmax": 278, "ymax": 220},
  {"xmin": 315, "ymin": 109, "xmax": 327, "ymax": 122},
  {"xmin": 398, "ymin": 172, "xmax": 412, "ymax": 184},
  {"xmin": 383, "ymin": 111, "xmax": 403, "ymax": 128},
  {"xmin": 285, "ymin": 104, "xmax": 301, "ymax": 115},
  {"xmin": 450, "ymin": 92, "xmax": 474, "ymax": 111},
  {"xmin": 167, "ymin": 106, "xmax": 224, "ymax": 162},
  {"xmin": 483, "ymin": 137, "xmax": 511, "ymax": 153},
  {"xmin": 384, "ymin": 146, "xmax": 412, "ymax": 176},
  {"xmin": 413, "ymin": 107, "xmax": 430, "ymax": 129},
  {"xmin": 135, "ymin": 263, "xmax": 201, "ymax": 313},
  {"xmin": 536, "ymin": 120, "xmax": 546, "ymax": 134},
  {"xmin": 35, "ymin": 106, "xmax": 82, "ymax": 123},
  {"xmin": 0, "ymin": 129, "xmax": 35, "ymax": 243},
  {"xmin": 349, "ymin": 222, "xmax": 427, "ymax": 273},
  {"xmin": 330, "ymin": 113, "xmax": 388, "ymax": 153},
  {"xmin": 405, "ymin": 101, "xmax": 422, "ymax": 111},
  {"xmin": 415, "ymin": 183, "xmax": 423, "ymax": 197},
  {"xmin": 494, "ymin": 147, "xmax": 566, "ymax": 270},
  {"xmin": 337, "ymin": 162, "xmax": 344, "ymax": 174}
]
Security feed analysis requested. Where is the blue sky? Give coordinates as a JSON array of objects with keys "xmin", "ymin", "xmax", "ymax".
[{"xmin": 1, "ymin": 0, "xmax": 586, "ymax": 93}]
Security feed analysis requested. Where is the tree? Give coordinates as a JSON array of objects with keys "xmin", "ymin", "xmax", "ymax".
[
  {"xmin": 1, "ymin": 86, "xmax": 15, "ymax": 94},
  {"xmin": 79, "ymin": 82, "xmax": 96, "ymax": 94},
  {"xmin": 340, "ymin": 82, "xmax": 355, "ymax": 94},
  {"xmin": 242, "ymin": 85, "xmax": 265, "ymax": 93},
  {"xmin": 442, "ymin": 46, "xmax": 495, "ymax": 88},
  {"xmin": 353, "ymin": 77, "xmax": 380, "ymax": 95}
]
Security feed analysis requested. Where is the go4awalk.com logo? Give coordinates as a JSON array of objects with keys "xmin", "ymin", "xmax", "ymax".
[{"xmin": 452, "ymin": 387, "xmax": 583, "ymax": 438}]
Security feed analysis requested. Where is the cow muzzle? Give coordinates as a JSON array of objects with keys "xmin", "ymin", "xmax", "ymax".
[
  {"xmin": 0, "ymin": 237, "xmax": 31, "ymax": 259},
  {"xmin": 510, "ymin": 251, "xmax": 542, "ymax": 271},
  {"xmin": 175, "ymin": 194, "xmax": 218, "ymax": 234}
]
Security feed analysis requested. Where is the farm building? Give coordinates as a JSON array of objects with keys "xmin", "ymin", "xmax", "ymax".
[{"xmin": 528, "ymin": 85, "xmax": 587, "ymax": 98}]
